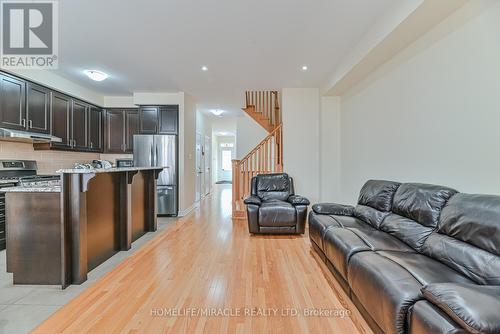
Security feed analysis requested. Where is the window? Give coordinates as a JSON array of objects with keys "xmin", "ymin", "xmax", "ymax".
[{"xmin": 221, "ymin": 150, "xmax": 232, "ymax": 170}]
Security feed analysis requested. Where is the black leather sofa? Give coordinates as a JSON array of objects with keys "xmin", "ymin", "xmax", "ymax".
[
  {"xmin": 244, "ymin": 173, "xmax": 310, "ymax": 234},
  {"xmin": 309, "ymin": 180, "xmax": 500, "ymax": 334}
]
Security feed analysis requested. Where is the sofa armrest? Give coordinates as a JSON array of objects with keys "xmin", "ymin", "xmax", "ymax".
[
  {"xmin": 422, "ymin": 283, "xmax": 500, "ymax": 334},
  {"xmin": 244, "ymin": 195, "xmax": 261, "ymax": 206},
  {"xmin": 312, "ymin": 203, "xmax": 354, "ymax": 216},
  {"xmin": 288, "ymin": 195, "xmax": 310, "ymax": 206}
]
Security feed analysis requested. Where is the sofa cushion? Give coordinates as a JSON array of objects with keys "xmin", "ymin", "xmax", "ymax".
[
  {"xmin": 308, "ymin": 212, "xmax": 341, "ymax": 250},
  {"xmin": 391, "ymin": 183, "xmax": 457, "ymax": 227},
  {"xmin": 438, "ymin": 193, "xmax": 500, "ymax": 256},
  {"xmin": 323, "ymin": 228, "xmax": 372, "ymax": 279},
  {"xmin": 422, "ymin": 233, "xmax": 500, "ymax": 285},
  {"xmin": 353, "ymin": 204, "xmax": 390, "ymax": 229},
  {"xmin": 258, "ymin": 200, "xmax": 296, "ymax": 227},
  {"xmin": 376, "ymin": 251, "xmax": 473, "ymax": 286},
  {"xmin": 348, "ymin": 251, "xmax": 423, "ymax": 334},
  {"xmin": 357, "ymin": 180, "xmax": 401, "ymax": 211},
  {"xmin": 408, "ymin": 301, "xmax": 465, "ymax": 334},
  {"xmin": 380, "ymin": 214, "xmax": 435, "ymax": 251},
  {"xmin": 348, "ymin": 251, "xmax": 474, "ymax": 334},
  {"xmin": 422, "ymin": 283, "xmax": 500, "ymax": 334}
]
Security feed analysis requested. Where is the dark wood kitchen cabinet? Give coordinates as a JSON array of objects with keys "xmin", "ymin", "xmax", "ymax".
[
  {"xmin": 125, "ymin": 109, "xmax": 139, "ymax": 152},
  {"xmin": 138, "ymin": 105, "xmax": 178, "ymax": 135},
  {"xmin": 0, "ymin": 73, "xmax": 26, "ymax": 130},
  {"xmin": 139, "ymin": 106, "xmax": 158, "ymax": 134},
  {"xmin": 71, "ymin": 100, "xmax": 89, "ymax": 151},
  {"xmin": 159, "ymin": 105, "xmax": 178, "ymax": 134},
  {"xmin": 50, "ymin": 92, "xmax": 72, "ymax": 149},
  {"xmin": 88, "ymin": 106, "xmax": 103, "ymax": 152},
  {"xmin": 105, "ymin": 108, "xmax": 139, "ymax": 153},
  {"xmin": 26, "ymin": 83, "xmax": 51, "ymax": 134}
]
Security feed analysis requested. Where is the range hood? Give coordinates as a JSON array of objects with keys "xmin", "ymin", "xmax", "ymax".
[{"xmin": 0, "ymin": 128, "xmax": 62, "ymax": 143}]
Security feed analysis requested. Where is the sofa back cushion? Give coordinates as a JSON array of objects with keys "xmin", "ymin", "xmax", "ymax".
[
  {"xmin": 353, "ymin": 180, "xmax": 400, "ymax": 229},
  {"xmin": 391, "ymin": 183, "xmax": 458, "ymax": 227},
  {"xmin": 253, "ymin": 173, "xmax": 293, "ymax": 202},
  {"xmin": 357, "ymin": 180, "xmax": 401, "ymax": 211},
  {"xmin": 379, "ymin": 183, "xmax": 457, "ymax": 251},
  {"xmin": 422, "ymin": 193, "xmax": 500, "ymax": 284}
]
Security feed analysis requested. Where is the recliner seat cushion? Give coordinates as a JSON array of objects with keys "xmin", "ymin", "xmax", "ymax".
[
  {"xmin": 348, "ymin": 251, "xmax": 473, "ymax": 334},
  {"xmin": 258, "ymin": 200, "xmax": 296, "ymax": 227},
  {"xmin": 408, "ymin": 301, "xmax": 465, "ymax": 334},
  {"xmin": 308, "ymin": 213, "xmax": 341, "ymax": 250}
]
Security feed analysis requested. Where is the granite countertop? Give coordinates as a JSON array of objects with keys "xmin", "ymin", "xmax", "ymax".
[
  {"xmin": 56, "ymin": 166, "xmax": 167, "ymax": 174},
  {"xmin": 0, "ymin": 186, "xmax": 61, "ymax": 193},
  {"xmin": 0, "ymin": 179, "xmax": 19, "ymax": 185}
]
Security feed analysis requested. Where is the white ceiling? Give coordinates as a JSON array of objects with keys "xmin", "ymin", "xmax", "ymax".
[{"xmin": 55, "ymin": 0, "xmax": 402, "ymax": 115}]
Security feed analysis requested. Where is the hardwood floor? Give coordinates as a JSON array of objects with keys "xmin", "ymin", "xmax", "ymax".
[{"xmin": 33, "ymin": 185, "xmax": 371, "ymax": 334}]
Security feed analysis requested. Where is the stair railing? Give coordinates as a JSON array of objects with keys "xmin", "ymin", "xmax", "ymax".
[
  {"xmin": 244, "ymin": 90, "xmax": 281, "ymax": 129},
  {"xmin": 231, "ymin": 124, "xmax": 283, "ymax": 218}
]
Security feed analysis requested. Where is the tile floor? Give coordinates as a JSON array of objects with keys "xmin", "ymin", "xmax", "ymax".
[{"xmin": 0, "ymin": 217, "xmax": 175, "ymax": 334}]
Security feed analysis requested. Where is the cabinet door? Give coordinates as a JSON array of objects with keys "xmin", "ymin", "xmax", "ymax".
[
  {"xmin": 51, "ymin": 92, "xmax": 72, "ymax": 148},
  {"xmin": 105, "ymin": 109, "xmax": 125, "ymax": 153},
  {"xmin": 139, "ymin": 106, "xmax": 158, "ymax": 134},
  {"xmin": 159, "ymin": 105, "xmax": 178, "ymax": 134},
  {"xmin": 88, "ymin": 106, "xmax": 103, "ymax": 152},
  {"xmin": 0, "ymin": 73, "xmax": 26, "ymax": 130},
  {"xmin": 71, "ymin": 100, "xmax": 89, "ymax": 150},
  {"xmin": 26, "ymin": 82, "xmax": 50, "ymax": 134},
  {"xmin": 125, "ymin": 109, "xmax": 139, "ymax": 153}
]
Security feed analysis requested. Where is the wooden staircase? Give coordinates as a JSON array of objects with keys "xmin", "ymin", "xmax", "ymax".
[{"xmin": 232, "ymin": 91, "xmax": 283, "ymax": 219}]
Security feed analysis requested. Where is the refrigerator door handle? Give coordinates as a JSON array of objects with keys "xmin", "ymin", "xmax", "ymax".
[{"xmin": 151, "ymin": 142, "xmax": 155, "ymax": 166}]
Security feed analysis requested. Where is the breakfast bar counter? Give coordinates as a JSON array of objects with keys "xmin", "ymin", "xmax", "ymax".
[{"xmin": 2, "ymin": 167, "xmax": 163, "ymax": 288}]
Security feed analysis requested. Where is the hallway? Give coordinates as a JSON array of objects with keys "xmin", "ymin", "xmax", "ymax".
[{"xmin": 33, "ymin": 185, "xmax": 368, "ymax": 333}]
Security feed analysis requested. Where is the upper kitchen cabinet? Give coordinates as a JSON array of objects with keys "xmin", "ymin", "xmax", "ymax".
[
  {"xmin": 139, "ymin": 106, "xmax": 158, "ymax": 134},
  {"xmin": 138, "ymin": 105, "xmax": 178, "ymax": 135},
  {"xmin": 125, "ymin": 109, "xmax": 139, "ymax": 152},
  {"xmin": 105, "ymin": 108, "xmax": 139, "ymax": 153},
  {"xmin": 159, "ymin": 105, "xmax": 178, "ymax": 134},
  {"xmin": 26, "ymin": 83, "xmax": 51, "ymax": 134},
  {"xmin": 88, "ymin": 106, "xmax": 103, "ymax": 152},
  {"xmin": 0, "ymin": 73, "xmax": 26, "ymax": 131},
  {"xmin": 50, "ymin": 92, "xmax": 72, "ymax": 149},
  {"xmin": 71, "ymin": 100, "xmax": 89, "ymax": 151}
]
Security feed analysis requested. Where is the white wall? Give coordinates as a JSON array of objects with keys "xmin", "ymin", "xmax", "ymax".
[
  {"xmin": 235, "ymin": 113, "xmax": 268, "ymax": 159},
  {"xmin": 282, "ymin": 88, "xmax": 320, "ymax": 203},
  {"xmin": 339, "ymin": 1, "xmax": 500, "ymax": 202},
  {"xmin": 320, "ymin": 97, "xmax": 341, "ymax": 202},
  {"xmin": 9, "ymin": 69, "xmax": 104, "ymax": 105}
]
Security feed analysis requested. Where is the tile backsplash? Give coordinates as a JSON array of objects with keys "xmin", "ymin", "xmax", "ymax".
[{"xmin": 0, "ymin": 141, "xmax": 132, "ymax": 174}]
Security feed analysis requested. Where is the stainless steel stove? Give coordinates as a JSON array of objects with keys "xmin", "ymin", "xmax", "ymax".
[{"xmin": 0, "ymin": 160, "xmax": 61, "ymax": 250}]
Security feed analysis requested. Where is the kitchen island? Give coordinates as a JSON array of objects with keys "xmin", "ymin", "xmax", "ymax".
[{"xmin": 3, "ymin": 166, "xmax": 163, "ymax": 288}]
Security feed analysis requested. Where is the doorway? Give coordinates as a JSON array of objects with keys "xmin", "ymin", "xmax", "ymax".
[{"xmin": 216, "ymin": 136, "xmax": 235, "ymax": 183}]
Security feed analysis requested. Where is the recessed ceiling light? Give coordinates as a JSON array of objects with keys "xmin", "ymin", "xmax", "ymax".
[
  {"xmin": 301, "ymin": 65, "xmax": 308, "ymax": 71},
  {"xmin": 201, "ymin": 66, "xmax": 208, "ymax": 71},
  {"xmin": 83, "ymin": 70, "xmax": 108, "ymax": 81},
  {"xmin": 210, "ymin": 109, "xmax": 224, "ymax": 116}
]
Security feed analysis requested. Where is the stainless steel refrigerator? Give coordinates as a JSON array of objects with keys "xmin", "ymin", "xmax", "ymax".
[{"xmin": 133, "ymin": 135, "xmax": 177, "ymax": 216}]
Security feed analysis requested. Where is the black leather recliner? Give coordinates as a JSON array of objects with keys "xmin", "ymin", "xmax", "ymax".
[
  {"xmin": 309, "ymin": 180, "xmax": 500, "ymax": 334},
  {"xmin": 243, "ymin": 173, "xmax": 310, "ymax": 234}
]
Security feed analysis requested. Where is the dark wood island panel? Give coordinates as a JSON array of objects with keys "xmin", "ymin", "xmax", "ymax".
[{"xmin": 4, "ymin": 167, "xmax": 162, "ymax": 288}]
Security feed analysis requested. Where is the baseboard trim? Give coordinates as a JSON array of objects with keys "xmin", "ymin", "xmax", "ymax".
[{"xmin": 178, "ymin": 202, "xmax": 199, "ymax": 217}]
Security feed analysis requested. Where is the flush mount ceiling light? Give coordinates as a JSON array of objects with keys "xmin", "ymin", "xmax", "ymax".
[
  {"xmin": 301, "ymin": 65, "xmax": 308, "ymax": 71},
  {"xmin": 201, "ymin": 66, "xmax": 208, "ymax": 71},
  {"xmin": 83, "ymin": 70, "xmax": 108, "ymax": 81},
  {"xmin": 210, "ymin": 109, "xmax": 224, "ymax": 116}
]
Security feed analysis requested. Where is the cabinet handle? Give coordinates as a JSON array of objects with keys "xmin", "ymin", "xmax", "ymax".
[
  {"xmin": 21, "ymin": 119, "xmax": 26, "ymax": 127},
  {"xmin": 90, "ymin": 142, "xmax": 93, "ymax": 149},
  {"xmin": 28, "ymin": 120, "xmax": 33, "ymax": 129}
]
